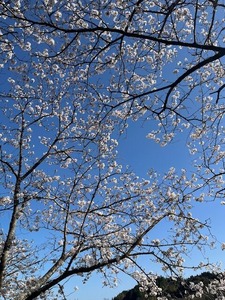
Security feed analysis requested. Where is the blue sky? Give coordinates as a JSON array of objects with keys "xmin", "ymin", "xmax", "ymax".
[
  {"xmin": 1, "ymin": 3, "xmax": 225, "ymax": 300},
  {"xmin": 118, "ymin": 120, "xmax": 190, "ymax": 174}
]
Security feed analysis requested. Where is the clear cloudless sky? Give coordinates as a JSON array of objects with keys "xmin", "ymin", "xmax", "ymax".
[{"xmin": 69, "ymin": 119, "xmax": 225, "ymax": 300}]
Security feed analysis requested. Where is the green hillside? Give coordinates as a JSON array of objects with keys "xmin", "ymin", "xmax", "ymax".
[{"xmin": 113, "ymin": 272, "xmax": 222, "ymax": 300}]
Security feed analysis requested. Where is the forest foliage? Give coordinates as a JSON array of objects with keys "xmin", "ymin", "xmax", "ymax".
[{"xmin": 113, "ymin": 272, "xmax": 225, "ymax": 300}]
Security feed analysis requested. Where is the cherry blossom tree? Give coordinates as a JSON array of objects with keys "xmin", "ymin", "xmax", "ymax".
[{"xmin": 0, "ymin": 0, "xmax": 225, "ymax": 299}]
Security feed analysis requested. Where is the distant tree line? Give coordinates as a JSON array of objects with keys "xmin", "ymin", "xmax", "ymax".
[{"xmin": 112, "ymin": 272, "xmax": 224, "ymax": 300}]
